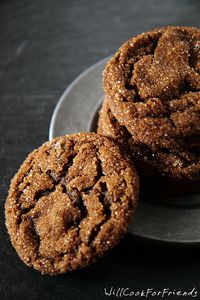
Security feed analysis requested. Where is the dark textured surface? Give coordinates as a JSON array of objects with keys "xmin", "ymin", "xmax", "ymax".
[{"xmin": 0, "ymin": 0, "xmax": 200, "ymax": 299}]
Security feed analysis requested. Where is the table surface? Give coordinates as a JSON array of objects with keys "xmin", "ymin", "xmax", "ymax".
[{"xmin": 0, "ymin": 1, "xmax": 200, "ymax": 299}]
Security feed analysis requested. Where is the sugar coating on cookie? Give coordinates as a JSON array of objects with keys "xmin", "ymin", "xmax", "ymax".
[
  {"xmin": 98, "ymin": 97, "xmax": 200, "ymax": 193},
  {"xmin": 5, "ymin": 133, "xmax": 138, "ymax": 275},
  {"xmin": 102, "ymin": 26, "xmax": 200, "ymax": 192}
]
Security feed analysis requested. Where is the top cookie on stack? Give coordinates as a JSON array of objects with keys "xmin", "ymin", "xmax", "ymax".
[{"xmin": 98, "ymin": 26, "xmax": 200, "ymax": 194}]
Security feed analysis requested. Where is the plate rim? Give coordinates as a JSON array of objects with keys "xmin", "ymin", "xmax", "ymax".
[{"xmin": 49, "ymin": 56, "xmax": 110, "ymax": 141}]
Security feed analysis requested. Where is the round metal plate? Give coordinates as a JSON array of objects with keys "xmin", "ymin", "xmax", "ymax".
[{"xmin": 49, "ymin": 57, "xmax": 200, "ymax": 245}]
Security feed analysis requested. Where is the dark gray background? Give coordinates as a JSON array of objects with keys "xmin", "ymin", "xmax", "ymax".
[{"xmin": 0, "ymin": 0, "xmax": 200, "ymax": 299}]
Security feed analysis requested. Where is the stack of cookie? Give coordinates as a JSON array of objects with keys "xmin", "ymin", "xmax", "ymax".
[{"xmin": 98, "ymin": 26, "xmax": 200, "ymax": 194}]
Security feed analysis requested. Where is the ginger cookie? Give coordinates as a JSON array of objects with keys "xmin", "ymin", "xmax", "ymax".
[
  {"xmin": 102, "ymin": 26, "xmax": 200, "ymax": 193},
  {"xmin": 97, "ymin": 97, "xmax": 200, "ymax": 194},
  {"xmin": 5, "ymin": 132, "xmax": 139, "ymax": 275}
]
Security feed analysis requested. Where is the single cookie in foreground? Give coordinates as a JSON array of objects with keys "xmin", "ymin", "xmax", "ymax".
[{"xmin": 5, "ymin": 132, "xmax": 139, "ymax": 275}]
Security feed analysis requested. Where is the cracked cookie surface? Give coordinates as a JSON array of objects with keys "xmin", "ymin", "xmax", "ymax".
[
  {"xmin": 5, "ymin": 132, "xmax": 138, "ymax": 275},
  {"xmin": 102, "ymin": 26, "xmax": 200, "ymax": 193}
]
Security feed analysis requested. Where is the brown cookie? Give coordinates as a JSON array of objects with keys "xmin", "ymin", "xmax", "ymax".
[
  {"xmin": 5, "ymin": 132, "xmax": 138, "ymax": 275},
  {"xmin": 98, "ymin": 96, "xmax": 128, "ymax": 143},
  {"xmin": 97, "ymin": 97, "xmax": 200, "ymax": 194},
  {"xmin": 102, "ymin": 26, "xmax": 200, "ymax": 193}
]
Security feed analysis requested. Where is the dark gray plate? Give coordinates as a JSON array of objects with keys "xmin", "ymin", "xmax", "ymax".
[{"xmin": 49, "ymin": 57, "xmax": 200, "ymax": 245}]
